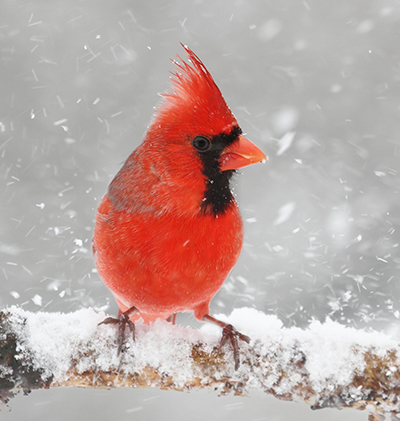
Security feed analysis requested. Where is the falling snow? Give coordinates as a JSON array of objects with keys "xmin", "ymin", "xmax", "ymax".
[{"xmin": 0, "ymin": 1, "xmax": 399, "ymax": 421}]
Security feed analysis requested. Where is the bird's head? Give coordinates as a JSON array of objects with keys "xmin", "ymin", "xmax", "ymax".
[
  {"xmin": 143, "ymin": 45, "xmax": 266, "ymax": 216},
  {"xmin": 150, "ymin": 45, "xmax": 265, "ymax": 171}
]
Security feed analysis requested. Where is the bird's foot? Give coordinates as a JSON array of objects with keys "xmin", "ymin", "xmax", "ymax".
[
  {"xmin": 99, "ymin": 309, "xmax": 136, "ymax": 355},
  {"xmin": 220, "ymin": 324, "xmax": 250, "ymax": 370},
  {"xmin": 203, "ymin": 314, "xmax": 250, "ymax": 370}
]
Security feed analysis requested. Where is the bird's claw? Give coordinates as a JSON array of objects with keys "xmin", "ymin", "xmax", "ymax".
[
  {"xmin": 220, "ymin": 324, "xmax": 250, "ymax": 370},
  {"xmin": 99, "ymin": 313, "xmax": 135, "ymax": 355}
]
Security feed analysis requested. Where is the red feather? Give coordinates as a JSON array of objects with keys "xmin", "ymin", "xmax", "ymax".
[
  {"xmin": 93, "ymin": 45, "xmax": 266, "ymax": 368},
  {"xmin": 157, "ymin": 44, "xmax": 238, "ymax": 138}
]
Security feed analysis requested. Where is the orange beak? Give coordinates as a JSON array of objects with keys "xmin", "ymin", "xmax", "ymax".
[{"xmin": 219, "ymin": 135, "xmax": 267, "ymax": 171}]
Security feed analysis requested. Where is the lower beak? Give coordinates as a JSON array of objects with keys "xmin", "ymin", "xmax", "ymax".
[{"xmin": 219, "ymin": 135, "xmax": 267, "ymax": 171}]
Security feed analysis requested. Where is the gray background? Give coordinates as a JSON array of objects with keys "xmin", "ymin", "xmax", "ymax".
[{"xmin": 1, "ymin": 0, "xmax": 399, "ymax": 420}]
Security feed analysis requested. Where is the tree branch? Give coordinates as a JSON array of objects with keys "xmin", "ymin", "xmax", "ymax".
[{"xmin": 1, "ymin": 307, "xmax": 399, "ymax": 419}]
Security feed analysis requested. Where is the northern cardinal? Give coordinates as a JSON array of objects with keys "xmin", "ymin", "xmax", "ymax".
[{"xmin": 93, "ymin": 45, "xmax": 266, "ymax": 369}]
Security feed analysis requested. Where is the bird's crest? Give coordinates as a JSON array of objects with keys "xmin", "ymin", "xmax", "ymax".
[{"xmin": 155, "ymin": 44, "xmax": 238, "ymax": 136}]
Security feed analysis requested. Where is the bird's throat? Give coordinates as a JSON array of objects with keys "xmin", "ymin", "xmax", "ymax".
[
  {"xmin": 197, "ymin": 127, "xmax": 241, "ymax": 217},
  {"xmin": 200, "ymin": 164, "xmax": 234, "ymax": 216}
]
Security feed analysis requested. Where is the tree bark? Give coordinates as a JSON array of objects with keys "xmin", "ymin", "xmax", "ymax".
[{"xmin": 1, "ymin": 308, "xmax": 399, "ymax": 420}]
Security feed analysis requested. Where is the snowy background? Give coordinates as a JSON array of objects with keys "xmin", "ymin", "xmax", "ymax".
[{"xmin": 1, "ymin": 0, "xmax": 399, "ymax": 420}]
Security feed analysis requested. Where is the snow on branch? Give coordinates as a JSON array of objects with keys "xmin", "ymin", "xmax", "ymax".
[{"xmin": 1, "ymin": 307, "xmax": 400, "ymax": 419}]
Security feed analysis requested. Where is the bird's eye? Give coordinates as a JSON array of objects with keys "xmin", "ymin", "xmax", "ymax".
[{"xmin": 192, "ymin": 136, "xmax": 212, "ymax": 152}]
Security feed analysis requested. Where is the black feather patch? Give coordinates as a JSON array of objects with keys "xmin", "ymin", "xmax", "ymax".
[{"xmin": 196, "ymin": 126, "xmax": 242, "ymax": 216}]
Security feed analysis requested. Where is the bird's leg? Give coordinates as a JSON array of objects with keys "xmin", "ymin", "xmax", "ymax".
[
  {"xmin": 202, "ymin": 314, "xmax": 250, "ymax": 370},
  {"xmin": 166, "ymin": 313, "xmax": 177, "ymax": 324},
  {"xmin": 98, "ymin": 305, "xmax": 138, "ymax": 355}
]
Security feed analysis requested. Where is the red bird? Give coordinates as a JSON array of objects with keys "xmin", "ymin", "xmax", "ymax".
[{"xmin": 93, "ymin": 45, "xmax": 266, "ymax": 369}]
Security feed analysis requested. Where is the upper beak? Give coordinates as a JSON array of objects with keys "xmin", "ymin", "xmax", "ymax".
[{"xmin": 219, "ymin": 135, "xmax": 267, "ymax": 171}]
